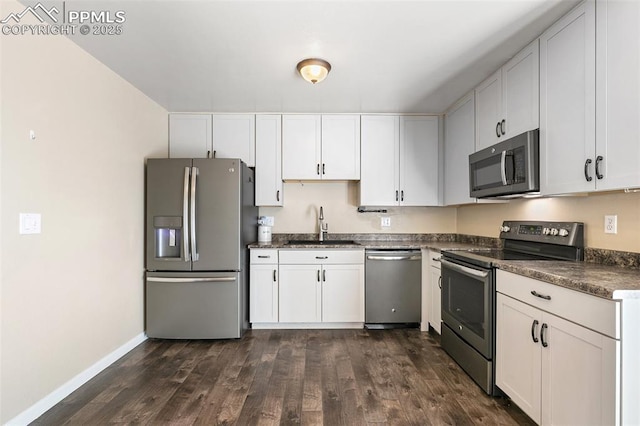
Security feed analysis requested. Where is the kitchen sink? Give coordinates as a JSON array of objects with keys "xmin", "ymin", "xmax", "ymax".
[{"xmin": 285, "ymin": 239, "xmax": 360, "ymax": 246}]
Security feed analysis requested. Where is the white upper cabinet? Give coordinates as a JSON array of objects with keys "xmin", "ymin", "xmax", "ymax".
[
  {"xmin": 255, "ymin": 115, "xmax": 283, "ymax": 206},
  {"xmin": 540, "ymin": 1, "xmax": 596, "ymax": 195},
  {"xmin": 444, "ymin": 91, "xmax": 476, "ymax": 205},
  {"xmin": 360, "ymin": 115, "xmax": 439, "ymax": 206},
  {"xmin": 475, "ymin": 39, "xmax": 539, "ymax": 151},
  {"xmin": 475, "ymin": 70, "xmax": 502, "ymax": 151},
  {"xmin": 595, "ymin": 0, "xmax": 640, "ymax": 191},
  {"xmin": 168, "ymin": 113, "xmax": 255, "ymax": 165},
  {"xmin": 281, "ymin": 115, "xmax": 322, "ymax": 180},
  {"xmin": 212, "ymin": 114, "xmax": 255, "ymax": 167},
  {"xmin": 281, "ymin": 114, "xmax": 360, "ymax": 181},
  {"xmin": 400, "ymin": 116, "xmax": 440, "ymax": 206},
  {"xmin": 169, "ymin": 114, "xmax": 212, "ymax": 158},
  {"xmin": 360, "ymin": 115, "xmax": 400, "ymax": 206},
  {"xmin": 321, "ymin": 115, "xmax": 361, "ymax": 180}
]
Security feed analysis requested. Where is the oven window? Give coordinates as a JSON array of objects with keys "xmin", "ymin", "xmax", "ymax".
[{"xmin": 443, "ymin": 267, "xmax": 486, "ymax": 338}]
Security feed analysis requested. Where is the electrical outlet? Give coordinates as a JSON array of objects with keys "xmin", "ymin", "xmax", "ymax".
[
  {"xmin": 381, "ymin": 217, "xmax": 391, "ymax": 227},
  {"xmin": 604, "ymin": 215, "xmax": 617, "ymax": 234}
]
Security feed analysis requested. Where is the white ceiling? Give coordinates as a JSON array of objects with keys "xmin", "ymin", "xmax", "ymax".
[{"xmin": 54, "ymin": 0, "xmax": 580, "ymax": 113}]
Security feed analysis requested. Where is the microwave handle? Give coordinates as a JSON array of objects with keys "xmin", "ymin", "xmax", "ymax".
[{"xmin": 500, "ymin": 150, "xmax": 508, "ymax": 185}]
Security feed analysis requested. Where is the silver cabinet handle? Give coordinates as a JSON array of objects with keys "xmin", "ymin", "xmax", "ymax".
[
  {"xmin": 322, "ymin": 269, "xmax": 326, "ymax": 282},
  {"xmin": 317, "ymin": 270, "xmax": 320, "ymax": 282},
  {"xmin": 322, "ymin": 163, "xmax": 326, "ymax": 175},
  {"xmin": 531, "ymin": 290, "xmax": 551, "ymax": 301},
  {"xmin": 276, "ymin": 190, "xmax": 280, "ymax": 202},
  {"xmin": 432, "ymin": 257, "xmax": 441, "ymax": 262},
  {"xmin": 182, "ymin": 167, "xmax": 190, "ymax": 262},
  {"xmin": 317, "ymin": 164, "xmax": 320, "ymax": 175},
  {"xmin": 315, "ymin": 256, "xmax": 328, "ymax": 260},
  {"xmin": 401, "ymin": 190, "xmax": 404, "ymax": 202},
  {"xmin": 395, "ymin": 190, "xmax": 399, "ymax": 202},
  {"xmin": 438, "ymin": 276, "xmax": 442, "ymax": 289},
  {"xmin": 190, "ymin": 166, "xmax": 199, "ymax": 261},
  {"xmin": 440, "ymin": 259, "xmax": 488, "ymax": 279},
  {"xmin": 273, "ymin": 269, "xmax": 277, "ymax": 282},
  {"xmin": 501, "ymin": 119, "xmax": 506, "ymax": 135},
  {"xmin": 148, "ymin": 277, "xmax": 236, "ymax": 283}
]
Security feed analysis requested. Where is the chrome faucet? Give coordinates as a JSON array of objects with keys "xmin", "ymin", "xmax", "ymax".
[{"xmin": 319, "ymin": 206, "xmax": 329, "ymax": 241}]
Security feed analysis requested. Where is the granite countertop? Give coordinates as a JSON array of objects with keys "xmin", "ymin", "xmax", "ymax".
[
  {"xmin": 494, "ymin": 259, "xmax": 640, "ymax": 300},
  {"xmin": 248, "ymin": 233, "xmax": 640, "ymax": 301}
]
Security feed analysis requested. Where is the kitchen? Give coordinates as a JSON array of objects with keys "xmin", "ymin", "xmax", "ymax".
[{"xmin": 2, "ymin": 0, "xmax": 640, "ymax": 425}]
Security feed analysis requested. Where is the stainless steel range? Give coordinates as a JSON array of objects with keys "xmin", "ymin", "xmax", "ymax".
[{"xmin": 440, "ymin": 221, "xmax": 584, "ymax": 395}]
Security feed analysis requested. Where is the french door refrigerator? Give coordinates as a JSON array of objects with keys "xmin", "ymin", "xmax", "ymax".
[{"xmin": 145, "ymin": 158, "xmax": 257, "ymax": 339}]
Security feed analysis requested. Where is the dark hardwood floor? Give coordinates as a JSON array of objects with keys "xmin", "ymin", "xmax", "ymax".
[{"xmin": 34, "ymin": 329, "xmax": 534, "ymax": 425}]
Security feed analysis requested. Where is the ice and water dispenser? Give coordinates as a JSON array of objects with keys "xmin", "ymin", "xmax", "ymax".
[{"xmin": 154, "ymin": 216, "xmax": 183, "ymax": 259}]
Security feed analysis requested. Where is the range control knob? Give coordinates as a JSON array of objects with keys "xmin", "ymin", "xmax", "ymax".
[
  {"xmin": 500, "ymin": 225, "xmax": 511, "ymax": 233},
  {"xmin": 550, "ymin": 228, "xmax": 559, "ymax": 236},
  {"xmin": 542, "ymin": 227, "xmax": 551, "ymax": 235},
  {"xmin": 558, "ymin": 229, "xmax": 569, "ymax": 237}
]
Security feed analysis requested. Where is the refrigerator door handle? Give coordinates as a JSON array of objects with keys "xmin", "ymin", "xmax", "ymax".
[
  {"xmin": 182, "ymin": 167, "xmax": 191, "ymax": 262},
  {"xmin": 147, "ymin": 277, "xmax": 237, "ymax": 283},
  {"xmin": 190, "ymin": 166, "xmax": 199, "ymax": 261}
]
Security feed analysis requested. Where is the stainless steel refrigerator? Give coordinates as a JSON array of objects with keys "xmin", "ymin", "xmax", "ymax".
[{"xmin": 145, "ymin": 158, "xmax": 257, "ymax": 339}]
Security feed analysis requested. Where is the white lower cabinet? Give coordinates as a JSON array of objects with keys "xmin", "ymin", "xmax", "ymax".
[
  {"xmin": 427, "ymin": 250, "xmax": 442, "ymax": 334},
  {"xmin": 496, "ymin": 270, "xmax": 618, "ymax": 425},
  {"xmin": 249, "ymin": 249, "xmax": 278, "ymax": 323},
  {"xmin": 252, "ymin": 249, "xmax": 364, "ymax": 327}
]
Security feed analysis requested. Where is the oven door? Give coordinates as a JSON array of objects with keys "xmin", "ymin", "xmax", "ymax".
[{"xmin": 440, "ymin": 258, "xmax": 493, "ymax": 359}]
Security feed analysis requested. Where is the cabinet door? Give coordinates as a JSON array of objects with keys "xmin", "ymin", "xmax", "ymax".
[
  {"xmin": 360, "ymin": 115, "xmax": 400, "ymax": 206},
  {"xmin": 444, "ymin": 92, "xmax": 476, "ymax": 206},
  {"xmin": 321, "ymin": 115, "xmax": 361, "ymax": 180},
  {"xmin": 169, "ymin": 114, "xmax": 212, "ymax": 158},
  {"xmin": 399, "ymin": 116, "xmax": 439, "ymax": 206},
  {"xmin": 249, "ymin": 264, "xmax": 278, "ymax": 323},
  {"xmin": 279, "ymin": 265, "xmax": 321, "ymax": 322},
  {"xmin": 322, "ymin": 264, "xmax": 364, "ymax": 323},
  {"xmin": 282, "ymin": 115, "xmax": 322, "ymax": 180},
  {"xmin": 595, "ymin": 0, "xmax": 640, "ymax": 190},
  {"xmin": 255, "ymin": 115, "xmax": 283, "ymax": 206},
  {"xmin": 475, "ymin": 70, "xmax": 502, "ymax": 150},
  {"xmin": 212, "ymin": 114, "xmax": 255, "ymax": 166},
  {"xmin": 495, "ymin": 293, "xmax": 542, "ymax": 424},
  {"xmin": 540, "ymin": 1, "xmax": 596, "ymax": 195},
  {"xmin": 428, "ymin": 265, "xmax": 442, "ymax": 334},
  {"xmin": 541, "ymin": 311, "xmax": 617, "ymax": 426},
  {"xmin": 502, "ymin": 39, "xmax": 539, "ymax": 139}
]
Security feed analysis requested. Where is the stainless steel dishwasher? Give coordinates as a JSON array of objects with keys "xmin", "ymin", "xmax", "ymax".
[{"xmin": 365, "ymin": 249, "xmax": 422, "ymax": 328}]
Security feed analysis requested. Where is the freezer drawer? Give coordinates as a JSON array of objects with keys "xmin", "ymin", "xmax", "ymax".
[{"xmin": 146, "ymin": 272, "xmax": 242, "ymax": 339}]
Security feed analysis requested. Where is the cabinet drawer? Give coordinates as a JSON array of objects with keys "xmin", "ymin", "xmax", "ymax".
[
  {"xmin": 279, "ymin": 249, "xmax": 364, "ymax": 265},
  {"xmin": 250, "ymin": 249, "xmax": 278, "ymax": 264},
  {"xmin": 497, "ymin": 270, "xmax": 619, "ymax": 339}
]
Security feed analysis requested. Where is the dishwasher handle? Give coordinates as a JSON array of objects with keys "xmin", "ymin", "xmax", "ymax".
[{"xmin": 366, "ymin": 254, "xmax": 422, "ymax": 261}]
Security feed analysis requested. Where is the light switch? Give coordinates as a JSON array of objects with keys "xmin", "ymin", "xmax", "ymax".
[
  {"xmin": 19, "ymin": 213, "xmax": 42, "ymax": 234},
  {"xmin": 381, "ymin": 217, "xmax": 391, "ymax": 227}
]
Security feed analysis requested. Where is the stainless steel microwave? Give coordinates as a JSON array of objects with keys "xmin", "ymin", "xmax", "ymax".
[{"xmin": 469, "ymin": 129, "xmax": 539, "ymax": 198}]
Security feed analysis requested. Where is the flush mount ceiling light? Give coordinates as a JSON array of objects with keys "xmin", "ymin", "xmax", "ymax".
[{"xmin": 296, "ymin": 58, "xmax": 331, "ymax": 84}]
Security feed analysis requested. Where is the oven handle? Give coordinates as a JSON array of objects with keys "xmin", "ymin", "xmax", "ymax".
[{"xmin": 440, "ymin": 259, "xmax": 489, "ymax": 279}]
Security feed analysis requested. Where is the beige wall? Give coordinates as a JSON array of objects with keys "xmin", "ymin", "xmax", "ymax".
[
  {"xmin": 0, "ymin": 2, "xmax": 167, "ymax": 421},
  {"xmin": 260, "ymin": 181, "xmax": 457, "ymax": 234},
  {"xmin": 457, "ymin": 191, "xmax": 640, "ymax": 252}
]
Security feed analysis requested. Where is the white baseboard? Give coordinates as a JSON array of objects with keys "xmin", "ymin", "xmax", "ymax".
[{"xmin": 6, "ymin": 332, "xmax": 147, "ymax": 426}]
